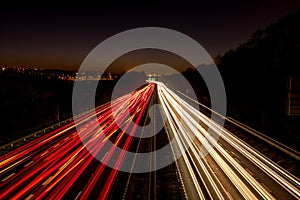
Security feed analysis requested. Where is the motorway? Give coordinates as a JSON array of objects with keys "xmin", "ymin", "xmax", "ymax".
[
  {"xmin": 0, "ymin": 83, "xmax": 155, "ymax": 199},
  {"xmin": 156, "ymin": 81, "xmax": 300, "ymax": 200},
  {"xmin": 0, "ymin": 81, "xmax": 299, "ymax": 199}
]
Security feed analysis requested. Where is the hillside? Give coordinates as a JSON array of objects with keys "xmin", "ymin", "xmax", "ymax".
[{"xmin": 217, "ymin": 10, "xmax": 300, "ymax": 148}]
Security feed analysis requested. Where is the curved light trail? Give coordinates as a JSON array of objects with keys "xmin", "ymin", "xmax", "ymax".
[
  {"xmin": 0, "ymin": 81, "xmax": 299, "ymax": 200},
  {"xmin": 156, "ymin": 81, "xmax": 300, "ymax": 200},
  {"xmin": 0, "ymin": 83, "xmax": 155, "ymax": 200}
]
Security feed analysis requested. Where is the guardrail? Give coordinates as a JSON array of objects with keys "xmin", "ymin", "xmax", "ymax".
[
  {"xmin": 176, "ymin": 90, "xmax": 300, "ymax": 161},
  {"xmin": 0, "ymin": 117, "xmax": 73, "ymax": 151},
  {"xmin": 0, "ymin": 105, "xmax": 102, "ymax": 151},
  {"xmin": 226, "ymin": 117, "xmax": 300, "ymax": 160}
]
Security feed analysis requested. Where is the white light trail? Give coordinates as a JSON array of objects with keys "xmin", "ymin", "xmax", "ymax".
[{"xmin": 154, "ymin": 81, "xmax": 300, "ymax": 200}]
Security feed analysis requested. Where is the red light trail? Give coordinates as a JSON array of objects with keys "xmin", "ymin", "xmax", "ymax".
[
  {"xmin": 0, "ymin": 81, "xmax": 299, "ymax": 200},
  {"xmin": 0, "ymin": 83, "xmax": 155, "ymax": 200}
]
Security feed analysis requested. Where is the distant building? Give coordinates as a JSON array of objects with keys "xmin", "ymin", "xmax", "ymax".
[{"xmin": 286, "ymin": 76, "xmax": 300, "ymax": 116}]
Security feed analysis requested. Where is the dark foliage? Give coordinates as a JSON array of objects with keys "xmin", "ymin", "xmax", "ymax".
[{"xmin": 217, "ymin": 10, "xmax": 300, "ymax": 148}]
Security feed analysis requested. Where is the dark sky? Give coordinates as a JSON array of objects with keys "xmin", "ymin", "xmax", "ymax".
[{"xmin": 0, "ymin": 1, "xmax": 299, "ymax": 70}]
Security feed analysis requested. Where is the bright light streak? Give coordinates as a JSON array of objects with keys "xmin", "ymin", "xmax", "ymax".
[
  {"xmin": 157, "ymin": 81, "xmax": 299, "ymax": 200},
  {"xmin": 0, "ymin": 83, "xmax": 155, "ymax": 199},
  {"xmin": 0, "ymin": 82, "xmax": 298, "ymax": 200}
]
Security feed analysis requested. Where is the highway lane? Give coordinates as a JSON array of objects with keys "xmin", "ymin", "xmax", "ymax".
[
  {"xmin": 177, "ymin": 90, "xmax": 300, "ymax": 177},
  {"xmin": 122, "ymin": 85, "xmax": 186, "ymax": 200},
  {"xmin": 121, "ymin": 90, "xmax": 156, "ymax": 200},
  {"xmin": 1, "ymin": 80, "xmax": 299, "ymax": 200},
  {"xmin": 0, "ymin": 83, "xmax": 155, "ymax": 200},
  {"xmin": 156, "ymin": 81, "xmax": 300, "ymax": 200}
]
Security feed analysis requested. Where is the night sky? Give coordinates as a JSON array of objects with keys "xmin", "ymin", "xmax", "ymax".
[{"xmin": 0, "ymin": 1, "xmax": 299, "ymax": 71}]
